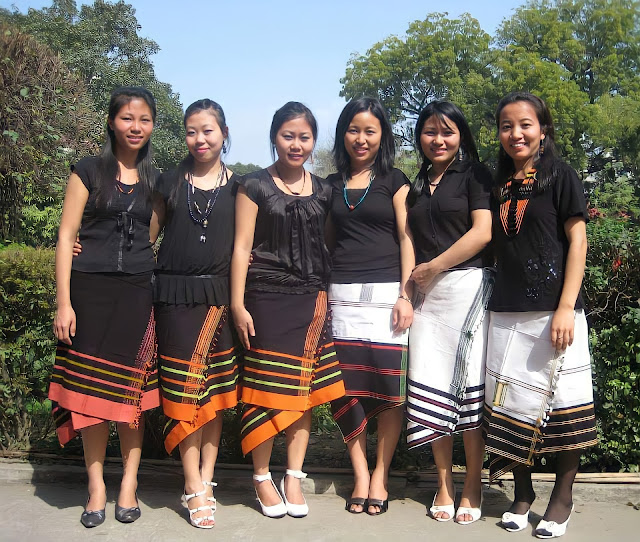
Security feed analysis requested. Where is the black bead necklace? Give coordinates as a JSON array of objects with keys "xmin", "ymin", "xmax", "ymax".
[{"xmin": 186, "ymin": 163, "xmax": 226, "ymax": 243}]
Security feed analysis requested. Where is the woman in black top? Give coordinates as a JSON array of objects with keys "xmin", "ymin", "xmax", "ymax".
[
  {"xmin": 327, "ymin": 97, "xmax": 414, "ymax": 515},
  {"xmin": 153, "ymin": 100, "xmax": 239, "ymax": 529},
  {"xmin": 485, "ymin": 92, "xmax": 596, "ymax": 538},
  {"xmin": 406, "ymin": 101, "xmax": 493, "ymax": 525},
  {"xmin": 51, "ymin": 87, "xmax": 161, "ymax": 528},
  {"xmin": 231, "ymin": 102, "xmax": 345, "ymax": 519}
]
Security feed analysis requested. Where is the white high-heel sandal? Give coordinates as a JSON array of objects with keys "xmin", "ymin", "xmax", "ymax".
[
  {"xmin": 501, "ymin": 510, "xmax": 530, "ymax": 532},
  {"xmin": 182, "ymin": 488, "xmax": 215, "ymax": 529},
  {"xmin": 253, "ymin": 472, "xmax": 287, "ymax": 518},
  {"xmin": 456, "ymin": 491, "xmax": 483, "ymax": 525},
  {"xmin": 429, "ymin": 490, "xmax": 455, "ymax": 522},
  {"xmin": 280, "ymin": 469, "xmax": 309, "ymax": 518},
  {"xmin": 535, "ymin": 505, "xmax": 574, "ymax": 539}
]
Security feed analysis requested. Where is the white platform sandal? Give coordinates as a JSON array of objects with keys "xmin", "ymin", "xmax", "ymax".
[
  {"xmin": 253, "ymin": 472, "xmax": 287, "ymax": 518},
  {"xmin": 280, "ymin": 469, "xmax": 309, "ymax": 518}
]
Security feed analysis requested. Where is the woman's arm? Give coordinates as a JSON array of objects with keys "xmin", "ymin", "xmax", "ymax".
[
  {"xmin": 230, "ymin": 186, "xmax": 258, "ymax": 349},
  {"xmin": 324, "ymin": 213, "xmax": 336, "ymax": 252},
  {"xmin": 410, "ymin": 209, "xmax": 492, "ymax": 292},
  {"xmin": 53, "ymin": 173, "xmax": 89, "ymax": 345},
  {"xmin": 149, "ymin": 192, "xmax": 166, "ymax": 244},
  {"xmin": 550, "ymin": 216, "xmax": 587, "ymax": 351},
  {"xmin": 392, "ymin": 184, "xmax": 415, "ymax": 332}
]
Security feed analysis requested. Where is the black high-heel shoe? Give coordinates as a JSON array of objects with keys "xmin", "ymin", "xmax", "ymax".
[
  {"xmin": 115, "ymin": 494, "xmax": 141, "ymax": 523},
  {"xmin": 80, "ymin": 498, "xmax": 106, "ymax": 528}
]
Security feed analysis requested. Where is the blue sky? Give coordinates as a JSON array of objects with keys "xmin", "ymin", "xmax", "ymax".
[{"xmin": 5, "ymin": 0, "xmax": 526, "ymax": 167}]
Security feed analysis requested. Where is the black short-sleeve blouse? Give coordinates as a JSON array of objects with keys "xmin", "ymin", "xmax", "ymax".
[
  {"xmin": 154, "ymin": 169, "xmax": 236, "ymax": 306},
  {"xmin": 488, "ymin": 161, "xmax": 588, "ymax": 312},
  {"xmin": 328, "ymin": 168, "xmax": 410, "ymax": 283},
  {"xmin": 71, "ymin": 156, "xmax": 156, "ymax": 274},
  {"xmin": 237, "ymin": 168, "xmax": 331, "ymax": 294},
  {"xmin": 408, "ymin": 160, "xmax": 493, "ymax": 269}
]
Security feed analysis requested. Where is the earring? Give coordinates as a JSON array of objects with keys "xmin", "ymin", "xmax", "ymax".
[
  {"xmin": 458, "ymin": 147, "xmax": 464, "ymax": 161},
  {"xmin": 222, "ymin": 142, "xmax": 228, "ymax": 154},
  {"xmin": 539, "ymin": 138, "xmax": 545, "ymax": 157}
]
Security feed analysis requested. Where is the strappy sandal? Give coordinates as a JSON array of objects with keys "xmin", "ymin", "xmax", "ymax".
[
  {"xmin": 202, "ymin": 480, "xmax": 217, "ymax": 512},
  {"xmin": 182, "ymin": 488, "xmax": 215, "ymax": 529}
]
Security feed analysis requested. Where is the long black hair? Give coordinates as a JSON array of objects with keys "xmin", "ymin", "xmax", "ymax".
[
  {"xmin": 332, "ymin": 96, "xmax": 395, "ymax": 177},
  {"xmin": 495, "ymin": 91, "xmax": 560, "ymax": 193},
  {"xmin": 408, "ymin": 100, "xmax": 479, "ymax": 207},
  {"xmin": 94, "ymin": 86, "xmax": 156, "ymax": 207},
  {"xmin": 167, "ymin": 99, "xmax": 229, "ymax": 211},
  {"xmin": 269, "ymin": 102, "xmax": 318, "ymax": 161}
]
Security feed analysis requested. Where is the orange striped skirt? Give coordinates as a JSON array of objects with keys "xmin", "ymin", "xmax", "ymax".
[
  {"xmin": 48, "ymin": 271, "xmax": 159, "ymax": 446},
  {"xmin": 155, "ymin": 303, "xmax": 239, "ymax": 453},
  {"xmin": 239, "ymin": 290, "xmax": 345, "ymax": 455}
]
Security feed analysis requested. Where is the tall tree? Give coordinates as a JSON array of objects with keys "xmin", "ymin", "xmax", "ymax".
[
  {"xmin": 496, "ymin": 0, "xmax": 640, "ymax": 103},
  {"xmin": 0, "ymin": 22, "xmax": 100, "ymax": 244},
  {"xmin": 0, "ymin": 0, "xmax": 184, "ymax": 170},
  {"xmin": 340, "ymin": 13, "xmax": 493, "ymax": 147}
]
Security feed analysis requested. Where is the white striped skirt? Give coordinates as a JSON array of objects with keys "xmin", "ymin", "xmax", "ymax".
[{"xmin": 406, "ymin": 268, "xmax": 493, "ymax": 448}]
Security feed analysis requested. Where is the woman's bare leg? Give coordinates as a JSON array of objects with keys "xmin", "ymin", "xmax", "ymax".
[
  {"xmin": 81, "ymin": 422, "xmax": 109, "ymax": 511},
  {"xmin": 430, "ymin": 435, "xmax": 455, "ymax": 519},
  {"xmin": 368, "ymin": 406, "xmax": 403, "ymax": 514}
]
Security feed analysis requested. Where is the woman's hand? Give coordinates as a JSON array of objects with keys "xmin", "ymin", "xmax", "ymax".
[
  {"xmin": 72, "ymin": 235, "xmax": 82, "ymax": 257},
  {"xmin": 392, "ymin": 297, "xmax": 413, "ymax": 333},
  {"xmin": 550, "ymin": 305, "xmax": 575, "ymax": 351},
  {"xmin": 53, "ymin": 304, "xmax": 76, "ymax": 345},
  {"xmin": 232, "ymin": 306, "xmax": 255, "ymax": 350},
  {"xmin": 410, "ymin": 261, "xmax": 442, "ymax": 293}
]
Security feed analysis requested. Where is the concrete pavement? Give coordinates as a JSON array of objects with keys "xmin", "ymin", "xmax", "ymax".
[{"xmin": 1, "ymin": 458, "xmax": 638, "ymax": 542}]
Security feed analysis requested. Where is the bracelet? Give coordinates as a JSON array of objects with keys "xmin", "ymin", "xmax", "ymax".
[{"xmin": 398, "ymin": 294, "xmax": 412, "ymax": 305}]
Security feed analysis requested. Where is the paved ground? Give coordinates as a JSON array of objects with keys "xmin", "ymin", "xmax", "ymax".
[{"xmin": 1, "ymin": 459, "xmax": 638, "ymax": 542}]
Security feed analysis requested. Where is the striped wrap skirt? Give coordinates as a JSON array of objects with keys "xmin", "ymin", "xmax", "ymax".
[
  {"xmin": 48, "ymin": 271, "xmax": 159, "ymax": 446},
  {"xmin": 155, "ymin": 303, "xmax": 240, "ymax": 454},
  {"xmin": 239, "ymin": 290, "xmax": 345, "ymax": 455},
  {"xmin": 483, "ymin": 309, "xmax": 598, "ymax": 481},
  {"xmin": 406, "ymin": 268, "xmax": 493, "ymax": 449},
  {"xmin": 328, "ymin": 282, "xmax": 408, "ymax": 442}
]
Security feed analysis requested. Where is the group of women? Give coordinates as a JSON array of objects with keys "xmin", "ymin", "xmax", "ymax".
[{"xmin": 50, "ymin": 85, "xmax": 597, "ymax": 539}]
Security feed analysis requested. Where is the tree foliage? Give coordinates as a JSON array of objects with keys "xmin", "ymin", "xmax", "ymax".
[
  {"xmin": 340, "ymin": 1, "xmax": 640, "ymax": 176},
  {"xmin": 0, "ymin": 0, "xmax": 185, "ymax": 170},
  {"xmin": 0, "ymin": 22, "xmax": 100, "ymax": 244},
  {"xmin": 227, "ymin": 162, "xmax": 262, "ymax": 176},
  {"xmin": 341, "ymin": 13, "xmax": 493, "ymax": 147}
]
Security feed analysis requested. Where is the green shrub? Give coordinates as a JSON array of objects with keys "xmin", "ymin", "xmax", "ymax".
[
  {"xmin": 583, "ymin": 213, "xmax": 640, "ymax": 471},
  {"xmin": 0, "ymin": 245, "xmax": 56, "ymax": 450}
]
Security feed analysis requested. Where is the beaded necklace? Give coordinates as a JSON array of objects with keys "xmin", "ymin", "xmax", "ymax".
[
  {"xmin": 187, "ymin": 163, "xmax": 226, "ymax": 243},
  {"xmin": 274, "ymin": 164, "xmax": 306, "ymax": 195},
  {"xmin": 499, "ymin": 169, "xmax": 537, "ymax": 237},
  {"xmin": 342, "ymin": 169, "xmax": 375, "ymax": 211},
  {"xmin": 116, "ymin": 180, "xmax": 135, "ymax": 195}
]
